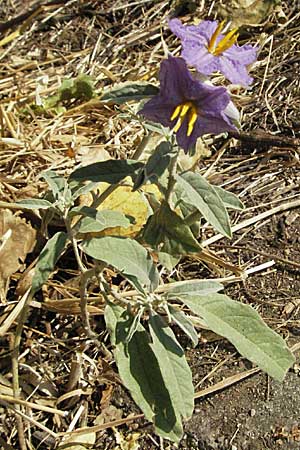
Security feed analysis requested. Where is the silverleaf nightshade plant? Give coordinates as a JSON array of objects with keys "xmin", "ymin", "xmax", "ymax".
[
  {"xmin": 15, "ymin": 16, "xmax": 295, "ymax": 446},
  {"xmin": 168, "ymin": 18, "xmax": 258, "ymax": 86}
]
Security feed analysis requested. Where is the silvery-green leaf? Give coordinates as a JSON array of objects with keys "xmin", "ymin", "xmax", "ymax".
[
  {"xmin": 104, "ymin": 304, "xmax": 183, "ymax": 442},
  {"xmin": 81, "ymin": 236, "xmax": 159, "ymax": 293},
  {"xmin": 101, "ymin": 82, "xmax": 159, "ymax": 104},
  {"xmin": 31, "ymin": 232, "xmax": 68, "ymax": 294},
  {"xmin": 41, "ymin": 170, "xmax": 72, "ymax": 205},
  {"xmin": 69, "ymin": 180, "xmax": 100, "ymax": 200},
  {"xmin": 70, "ymin": 207, "xmax": 131, "ymax": 233},
  {"xmin": 168, "ymin": 305, "xmax": 198, "ymax": 347},
  {"xmin": 69, "ymin": 159, "xmax": 143, "ymax": 184},
  {"xmin": 149, "ymin": 314, "xmax": 194, "ymax": 419},
  {"xmin": 166, "ymin": 280, "xmax": 223, "ymax": 299},
  {"xmin": 143, "ymin": 201, "xmax": 201, "ymax": 256},
  {"xmin": 176, "ymin": 172, "xmax": 232, "ymax": 238},
  {"xmin": 133, "ymin": 141, "xmax": 175, "ymax": 190},
  {"xmin": 157, "ymin": 252, "xmax": 180, "ymax": 271},
  {"xmin": 181, "ymin": 293, "xmax": 295, "ymax": 382},
  {"xmin": 16, "ymin": 199, "xmax": 54, "ymax": 210},
  {"xmin": 213, "ymin": 186, "xmax": 245, "ymax": 210}
]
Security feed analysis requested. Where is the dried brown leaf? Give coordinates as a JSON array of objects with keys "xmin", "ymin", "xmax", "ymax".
[{"xmin": 0, "ymin": 209, "xmax": 36, "ymax": 297}]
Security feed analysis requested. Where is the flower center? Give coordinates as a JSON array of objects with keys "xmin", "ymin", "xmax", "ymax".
[
  {"xmin": 207, "ymin": 21, "xmax": 239, "ymax": 56},
  {"xmin": 170, "ymin": 101, "xmax": 198, "ymax": 137}
]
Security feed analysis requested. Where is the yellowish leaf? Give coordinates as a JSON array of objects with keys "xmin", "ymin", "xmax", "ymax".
[{"xmin": 79, "ymin": 180, "xmax": 161, "ymax": 238}]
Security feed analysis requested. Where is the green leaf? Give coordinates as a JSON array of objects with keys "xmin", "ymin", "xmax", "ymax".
[
  {"xmin": 70, "ymin": 207, "xmax": 131, "ymax": 233},
  {"xmin": 31, "ymin": 232, "xmax": 68, "ymax": 294},
  {"xmin": 149, "ymin": 314, "xmax": 194, "ymax": 420},
  {"xmin": 181, "ymin": 293, "xmax": 295, "ymax": 381},
  {"xmin": 143, "ymin": 201, "xmax": 201, "ymax": 256},
  {"xmin": 58, "ymin": 74, "xmax": 95, "ymax": 101},
  {"xmin": 166, "ymin": 280, "xmax": 224, "ymax": 299},
  {"xmin": 69, "ymin": 159, "xmax": 143, "ymax": 184},
  {"xmin": 80, "ymin": 236, "xmax": 159, "ymax": 293},
  {"xmin": 157, "ymin": 252, "xmax": 180, "ymax": 271},
  {"xmin": 133, "ymin": 141, "xmax": 175, "ymax": 190},
  {"xmin": 213, "ymin": 186, "xmax": 245, "ymax": 210},
  {"xmin": 167, "ymin": 305, "xmax": 198, "ymax": 347},
  {"xmin": 104, "ymin": 301, "xmax": 124, "ymax": 346},
  {"xmin": 116, "ymin": 308, "xmax": 145, "ymax": 345},
  {"xmin": 69, "ymin": 180, "xmax": 100, "ymax": 200},
  {"xmin": 41, "ymin": 170, "xmax": 72, "ymax": 205},
  {"xmin": 101, "ymin": 81, "xmax": 159, "ymax": 104},
  {"xmin": 41, "ymin": 170, "xmax": 66, "ymax": 198},
  {"xmin": 104, "ymin": 304, "xmax": 143, "ymax": 346},
  {"xmin": 104, "ymin": 304, "xmax": 183, "ymax": 442},
  {"xmin": 15, "ymin": 199, "xmax": 54, "ymax": 210},
  {"xmin": 176, "ymin": 172, "xmax": 232, "ymax": 238},
  {"xmin": 72, "ymin": 74, "xmax": 95, "ymax": 100}
]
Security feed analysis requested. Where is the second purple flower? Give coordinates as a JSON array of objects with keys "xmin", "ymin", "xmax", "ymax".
[{"xmin": 168, "ymin": 18, "xmax": 258, "ymax": 87}]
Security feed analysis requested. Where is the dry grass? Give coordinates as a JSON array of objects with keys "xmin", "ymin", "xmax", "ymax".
[{"xmin": 0, "ymin": 1, "xmax": 299, "ymax": 448}]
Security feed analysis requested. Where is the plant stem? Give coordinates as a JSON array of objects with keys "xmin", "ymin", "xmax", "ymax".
[
  {"xmin": 131, "ymin": 131, "xmax": 152, "ymax": 160},
  {"xmin": 64, "ymin": 215, "xmax": 86, "ymax": 272},
  {"xmin": 90, "ymin": 181, "xmax": 121, "ymax": 210},
  {"xmin": 165, "ymin": 152, "xmax": 178, "ymax": 205},
  {"xmin": 184, "ymin": 210, "xmax": 201, "ymax": 225},
  {"xmin": 79, "ymin": 268, "xmax": 97, "ymax": 339},
  {"xmin": 12, "ymin": 288, "xmax": 33, "ymax": 450},
  {"xmin": 65, "ymin": 214, "xmax": 97, "ymax": 338}
]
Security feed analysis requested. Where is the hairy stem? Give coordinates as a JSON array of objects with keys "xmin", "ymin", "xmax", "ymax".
[
  {"xmin": 184, "ymin": 210, "xmax": 201, "ymax": 226},
  {"xmin": 12, "ymin": 289, "xmax": 33, "ymax": 450},
  {"xmin": 79, "ymin": 268, "xmax": 97, "ymax": 339},
  {"xmin": 165, "ymin": 153, "xmax": 178, "ymax": 205},
  {"xmin": 65, "ymin": 214, "xmax": 97, "ymax": 338},
  {"xmin": 131, "ymin": 131, "xmax": 152, "ymax": 160}
]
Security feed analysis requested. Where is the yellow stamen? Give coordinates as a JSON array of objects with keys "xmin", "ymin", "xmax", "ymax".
[
  {"xmin": 170, "ymin": 102, "xmax": 198, "ymax": 136},
  {"xmin": 187, "ymin": 109, "xmax": 198, "ymax": 136},
  {"xmin": 173, "ymin": 114, "xmax": 185, "ymax": 133},
  {"xmin": 170, "ymin": 104, "xmax": 182, "ymax": 121},
  {"xmin": 207, "ymin": 20, "xmax": 225, "ymax": 54},
  {"xmin": 214, "ymin": 28, "xmax": 239, "ymax": 56},
  {"xmin": 207, "ymin": 21, "xmax": 238, "ymax": 56},
  {"xmin": 180, "ymin": 102, "xmax": 192, "ymax": 117}
]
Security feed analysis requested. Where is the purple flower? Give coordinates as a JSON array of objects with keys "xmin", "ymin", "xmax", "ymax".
[
  {"xmin": 168, "ymin": 18, "xmax": 257, "ymax": 87},
  {"xmin": 139, "ymin": 56, "xmax": 236, "ymax": 153}
]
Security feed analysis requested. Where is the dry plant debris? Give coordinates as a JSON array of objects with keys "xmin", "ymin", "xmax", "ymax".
[{"xmin": 0, "ymin": 0, "xmax": 299, "ymax": 449}]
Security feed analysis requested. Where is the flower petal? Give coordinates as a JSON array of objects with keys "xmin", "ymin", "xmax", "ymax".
[
  {"xmin": 175, "ymin": 117, "xmax": 199, "ymax": 152},
  {"xmin": 139, "ymin": 97, "xmax": 175, "ymax": 128},
  {"xmin": 219, "ymin": 56, "xmax": 253, "ymax": 86},
  {"xmin": 138, "ymin": 55, "xmax": 237, "ymax": 153},
  {"xmin": 194, "ymin": 84, "xmax": 230, "ymax": 114},
  {"xmin": 181, "ymin": 42, "xmax": 217, "ymax": 75},
  {"xmin": 159, "ymin": 56, "xmax": 195, "ymax": 104},
  {"xmin": 194, "ymin": 112, "xmax": 236, "ymax": 136},
  {"xmin": 225, "ymin": 44, "xmax": 258, "ymax": 65},
  {"xmin": 168, "ymin": 18, "xmax": 210, "ymax": 43},
  {"xmin": 194, "ymin": 20, "xmax": 219, "ymax": 42}
]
